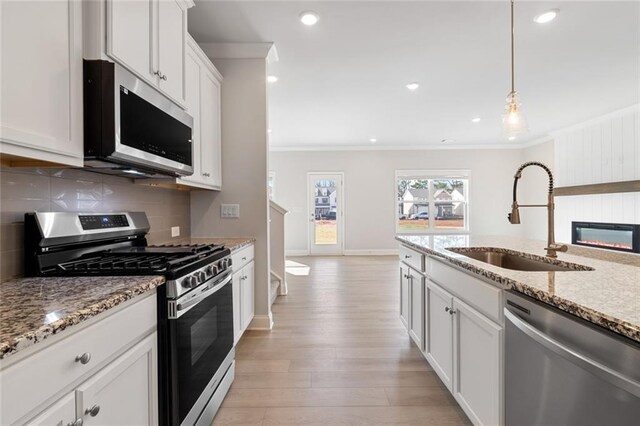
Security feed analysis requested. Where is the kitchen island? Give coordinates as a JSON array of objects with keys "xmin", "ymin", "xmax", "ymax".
[{"xmin": 397, "ymin": 234, "xmax": 639, "ymax": 342}]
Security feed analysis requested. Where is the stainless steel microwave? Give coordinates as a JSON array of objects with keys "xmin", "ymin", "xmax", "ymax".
[{"xmin": 83, "ymin": 60, "xmax": 193, "ymax": 178}]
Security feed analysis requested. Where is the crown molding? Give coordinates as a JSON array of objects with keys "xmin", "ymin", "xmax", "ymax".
[
  {"xmin": 548, "ymin": 103, "xmax": 640, "ymax": 137},
  {"xmin": 198, "ymin": 42, "xmax": 277, "ymax": 60},
  {"xmin": 269, "ymin": 141, "xmax": 541, "ymax": 152}
]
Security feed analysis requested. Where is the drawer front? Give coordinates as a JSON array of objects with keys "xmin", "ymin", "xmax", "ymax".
[
  {"xmin": 399, "ymin": 245, "xmax": 424, "ymax": 272},
  {"xmin": 0, "ymin": 294, "xmax": 156, "ymax": 425},
  {"xmin": 428, "ymin": 258, "xmax": 502, "ymax": 324},
  {"xmin": 231, "ymin": 244, "xmax": 254, "ymax": 271}
]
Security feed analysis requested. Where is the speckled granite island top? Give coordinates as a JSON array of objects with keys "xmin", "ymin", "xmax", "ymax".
[
  {"xmin": 189, "ymin": 237, "xmax": 255, "ymax": 252},
  {"xmin": 0, "ymin": 275, "xmax": 165, "ymax": 360},
  {"xmin": 397, "ymin": 235, "xmax": 640, "ymax": 343}
]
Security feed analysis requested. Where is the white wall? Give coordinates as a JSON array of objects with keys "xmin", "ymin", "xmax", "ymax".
[
  {"xmin": 191, "ymin": 57, "xmax": 272, "ymax": 329},
  {"xmin": 552, "ymin": 105, "xmax": 640, "ymax": 243},
  {"xmin": 270, "ymin": 149, "xmax": 525, "ymax": 254}
]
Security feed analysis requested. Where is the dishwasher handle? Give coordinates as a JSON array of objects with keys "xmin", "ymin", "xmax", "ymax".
[{"xmin": 504, "ymin": 308, "xmax": 640, "ymax": 398}]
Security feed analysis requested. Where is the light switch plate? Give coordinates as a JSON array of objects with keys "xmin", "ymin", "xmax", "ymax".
[
  {"xmin": 171, "ymin": 226, "xmax": 180, "ymax": 237},
  {"xmin": 221, "ymin": 204, "xmax": 240, "ymax": 218}
]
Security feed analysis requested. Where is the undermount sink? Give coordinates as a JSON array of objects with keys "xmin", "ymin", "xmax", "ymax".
[{"xmin": 446, "ymin": 247, "xmax": 594, "ymax": 272}]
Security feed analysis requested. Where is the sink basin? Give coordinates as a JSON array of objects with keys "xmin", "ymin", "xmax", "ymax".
[{"xmin": 446, "ymin": 247, "xmax": 594, "ymax": 272}]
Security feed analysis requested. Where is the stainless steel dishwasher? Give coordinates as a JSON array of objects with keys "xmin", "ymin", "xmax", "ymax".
[{"xmin": 504, "ymin": 291, "xmax": 640, "ymax": 426}]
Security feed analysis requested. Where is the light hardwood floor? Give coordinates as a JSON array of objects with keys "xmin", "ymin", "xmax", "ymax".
[{"xmin": 213, "ymin": 256, "xmax": 471, "ymax": 425}]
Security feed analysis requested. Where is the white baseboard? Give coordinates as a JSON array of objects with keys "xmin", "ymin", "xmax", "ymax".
[
  {"xmin": 248, "ymin": 314, "xmax": 273, "ymax": 330},
  {"xmin": 343, "ymin": 249, "xmax": 399, "ymax": 256},
  {"xmin": 286, "ymin": 250, "xmax": 309, "ymax": 256}
]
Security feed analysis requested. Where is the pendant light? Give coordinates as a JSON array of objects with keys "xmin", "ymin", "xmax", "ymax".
[{"xmin": 503, "ymin": 0, "xmax": 528, "ymax": 140}]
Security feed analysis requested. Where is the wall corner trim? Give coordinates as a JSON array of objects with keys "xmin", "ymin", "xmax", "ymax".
[{"xmin": 248, "ymin": 314, "xmax": 273, "ymax": 330}]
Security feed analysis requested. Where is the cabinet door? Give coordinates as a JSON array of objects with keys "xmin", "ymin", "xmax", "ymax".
[
  {"xmin": 25, "ymin": 393, "xmax": 76, "ymax": 426},
  {"xmin": 0, "ymin": 0, "xmax": 83, "ymax": 166},
  {"xmin": 106, "ymin": 0, "xmax": 155, "ymax": 83},
  {"xmin": 426, "ymin": 279, "xmax": 454, "ymax": 391},
  {"xmin": 76, "ymin": 333, "xmax": 158, "ymax": 426},
  {"xmin": 177, "ymin": 46, "xmax": 202, "ymax": 186},
  {"xmin": 199, "ymin": 69, "xmax": 222, "ymax": 189},
  {"xmin": 399, "ymin": 264, "xmax": 410, "ymax": 330},
  {"xmin": 453, "ymin": 298, "xmax": 503, "ymax": 426},
  {"xmin": 408, "ymin": 269, "xmax": 425, "ymax": 352},
  {"xmin": 157, "ymin": 0, "xmax": 186, "ymax": 104},
  {"xmin": 232, "ymin": 271, "xmax": 242, "ymax": 344},
  {"xmin": 241, "ymin": 261, "xmax": 255, "ymax": 330}
]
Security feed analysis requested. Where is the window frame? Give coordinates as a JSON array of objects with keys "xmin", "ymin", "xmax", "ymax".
[{"xmin": 395, "ymin": 169, "xmax": 471, "ymax": 235}]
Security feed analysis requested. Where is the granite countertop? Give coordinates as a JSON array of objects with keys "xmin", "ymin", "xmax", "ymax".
[
  {"xmin": 189, "ymin": 237, "xmax": 255, "ymax": 252},
  {"xmin": 0, "ymin": 275, "xmax": 165, "ymax": 360},
  {"xmin": 396, "ymin": 235, "xmax": 640, "ymax": 343}
]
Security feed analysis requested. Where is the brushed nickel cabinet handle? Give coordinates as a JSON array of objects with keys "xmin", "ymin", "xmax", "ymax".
[
  {"xmin": 404, "ymin": 255, "xmax": 411, "ymax": 259},
  {"xmin": 162, "ymin": 74, "xmax": 167, "ymax": 81},
  {"xmin": 75, "ymin": 352, "xmax": 91, "ymax": 365},
  {"xmin": 85, "ymin": 405, "xmax": 100, "ymax": 417}
]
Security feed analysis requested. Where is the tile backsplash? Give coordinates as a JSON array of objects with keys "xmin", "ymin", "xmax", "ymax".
[{"xmin": 0, "ymin": 167, "xmax": 190, "ymax": 281}]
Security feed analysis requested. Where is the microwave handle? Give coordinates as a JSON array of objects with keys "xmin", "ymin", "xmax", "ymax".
[{"xmin": 175, "ymin": 271, "xmax": 233, "ymax": 317}]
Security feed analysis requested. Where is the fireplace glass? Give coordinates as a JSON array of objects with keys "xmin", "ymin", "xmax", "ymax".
[{"xmin": 572, "ymin": 222, "xmax": 640, "ymax": 253}]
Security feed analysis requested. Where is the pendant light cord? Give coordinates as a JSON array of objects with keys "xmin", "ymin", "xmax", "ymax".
[{"xmin": 510, "ymin": 0, "xmax": 515, "ymax": 95}]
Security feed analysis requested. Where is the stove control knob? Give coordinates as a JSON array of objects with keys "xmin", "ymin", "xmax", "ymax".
[
  {"xmin": 183, "ymin": 276, "xmax": 198, "ymax": 288},
  {"xmin": 197, "ymin": 271, "xmax": 206, "ymax": 282},
  {"xmin": 205, "ymin": 265, "xmax": 215, "ymax": 276}
]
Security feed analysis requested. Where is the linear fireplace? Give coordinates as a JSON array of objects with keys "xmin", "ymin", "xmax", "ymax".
[{"xmin": 572, "ymin": 221, "xmax": 640, "ymax": 253}]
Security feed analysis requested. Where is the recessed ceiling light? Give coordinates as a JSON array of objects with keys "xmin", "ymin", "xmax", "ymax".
[
  {"xmin": 406, "ymin": 82, "xmax": 420, "ymax": 91},
  {"xmin": 441, "ymin": 139, "xmax": 455, "ymax": 143},
  {"xmin": 508, "ymin": 136, "xmax": 516, "ymax": 141},
  {"xmin": 370, "ymin": 138, "xmax": 377, "ymax": 143},
  {"xmin": 267, "ymin": 75, "xmax": 279, "ymax": 83},
  {"xmin": 471, "ymin": 117, "xmax": 481, "ymax": 123},
  {"xmin": 533, "ymin": 9, "xmax": 558, "ymax": 24},
  {"xmin": 300, "ymin": 11, "xmax": 319, "ymax": 26}
]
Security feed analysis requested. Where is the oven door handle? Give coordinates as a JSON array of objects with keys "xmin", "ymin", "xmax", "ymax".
[{"xmin": 174, "ymin": 271, "xmax": 233, "ymax": 317}]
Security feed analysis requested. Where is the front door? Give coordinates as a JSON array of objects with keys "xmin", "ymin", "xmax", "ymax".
[{"xmin": 308, "ymin": 173, "xmax": 343, "ymax": 255}]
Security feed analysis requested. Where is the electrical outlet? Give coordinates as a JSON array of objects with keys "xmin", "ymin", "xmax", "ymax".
[
  {"xmin": 221, "ymin": 204, "xmax": 240, "ymax": 218},
  {"xmin": 171, "ymin": 226, "xmax": 180, "ymax": 237}
]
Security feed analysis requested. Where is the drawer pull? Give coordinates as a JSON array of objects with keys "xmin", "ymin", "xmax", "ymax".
[
  {"xmin": 404, "ymin": 255, "xmax": 412, "ymax": 259},
  {"xmin": 75, "ymin": 352, "xmax": 91, "ymax": 365},
  {"xmin": 242, "ymin": 256, "xmax": 247, "ymax": 261},
  {"xmin": 67, "ymin": 418, "xmax": 83, "ymax": 426},
  {"xmin": 85, "ymin": 405, "xmax": 100, "ymax": 417}
]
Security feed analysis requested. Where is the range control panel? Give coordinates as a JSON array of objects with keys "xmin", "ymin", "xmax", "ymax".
[{"xmin": 79, "ymin": 214, "xmax": 130, "ymax": 230}]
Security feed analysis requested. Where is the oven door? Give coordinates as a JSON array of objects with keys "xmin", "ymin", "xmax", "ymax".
[{"xmin": 168, "ymin": 271, "xmax": 234, "ymax": 425}]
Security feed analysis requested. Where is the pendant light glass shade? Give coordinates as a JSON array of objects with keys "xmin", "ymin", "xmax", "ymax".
[{"xmin": 502, "ymin": 91, "xmax": 528, "ymax": 139}]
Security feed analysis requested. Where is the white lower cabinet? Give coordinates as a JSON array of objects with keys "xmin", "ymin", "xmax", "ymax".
[
  {"xmin": 453, "ymin": 298, "xmax": 502, "ymax": 426},
  {"xmin": 232, "ymin": 245, "xmax": 255, "ymax": 344},
  {"xmin": 400, "ymin": 259, "xmax": 426, "ymax": 351},
  {"xmin": 425, "ymin": 279, "xmax": 454, "ymax": 390},
  {"xmin": 426, "ymin": 277, "xmax": 503, "ymax": 426},
  {"xmin": 25, "ymin": 393, "xmax": 77, "ymax": 426},
  {"xmin": 399, "ymin": 264, "xmax": 410, "ymax": 329},
  {"xmin": 0, "ymin": 294, "xmax": 158, "ymax": 425},
  {"xmin": 76, "ymin": 333, "xmax": 157, "ymax": 425}
]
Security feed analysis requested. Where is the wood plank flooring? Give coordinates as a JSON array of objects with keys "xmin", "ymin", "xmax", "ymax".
[{"xmin": 213, "ymin": 256, "xmax": 471, "ymax": 425}]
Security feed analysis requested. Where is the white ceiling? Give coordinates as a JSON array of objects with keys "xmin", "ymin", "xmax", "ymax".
[{"xmin": 189, "ymin": 1, "xmax": 640, "ymax": 149}]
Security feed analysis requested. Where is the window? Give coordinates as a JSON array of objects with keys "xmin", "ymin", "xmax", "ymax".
[{"xmin": 396, "ymin": 170, "xmax": 470, "ymax": 233}]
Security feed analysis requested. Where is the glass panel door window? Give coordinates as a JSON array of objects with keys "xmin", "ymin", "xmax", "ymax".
[
  {"xmin": 397, "ymin": 171, "xmax": 469, "ymax": 233},
  {"xmin": 308, "ymin": 173, "xmax": 343, "ymax": 255}
]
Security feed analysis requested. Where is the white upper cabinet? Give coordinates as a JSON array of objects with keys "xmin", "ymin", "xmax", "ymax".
[
  {"xmin": 106, "ymin": 0, "xmax": 155, "ymax": 83},
  {"xmin": 176, "ymin": 36, "xmax": 223, "ymax": 191},
  {"xmin": 157, "ymin": 0, "xmax": 187, "ymax": 103},
  {"xmin": 0, "ymin": 0, "xmax": 83, "ymax": 166},
  {"xmin": 88, "ymin": 0, "xmax": 193, "ymax": 107}
]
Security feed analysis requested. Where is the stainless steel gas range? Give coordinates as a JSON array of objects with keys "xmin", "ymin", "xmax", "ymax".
[{"xmin": 24, "ymin": 212, "xmax": 235, "ymax": 426}]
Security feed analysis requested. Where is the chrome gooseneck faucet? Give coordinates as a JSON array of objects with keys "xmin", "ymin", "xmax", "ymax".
[{"xmin": 509, "ymin": 161, "xmax": 568, "ymax": 258}]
